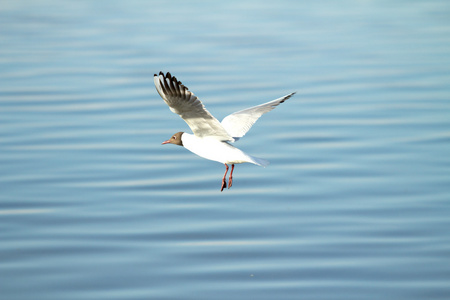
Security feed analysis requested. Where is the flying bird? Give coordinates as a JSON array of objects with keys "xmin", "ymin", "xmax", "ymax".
[{"xmin": 154, "ymin": 72, "xmax": 295, "ymax": 191}]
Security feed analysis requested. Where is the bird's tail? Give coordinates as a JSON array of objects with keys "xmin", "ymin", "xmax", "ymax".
[{"xmin": 250, "ymin": 156, "xmax": 270, "ymax": 167}]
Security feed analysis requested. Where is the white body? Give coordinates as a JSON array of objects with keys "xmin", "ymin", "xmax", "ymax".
[{"xmin": 182, "ymin": 133, "xmax": 269, "ymax": 166}]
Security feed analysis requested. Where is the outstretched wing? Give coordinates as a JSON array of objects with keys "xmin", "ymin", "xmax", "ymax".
[
  {"xmin": 221, "ymin": 92, "xmax": 295, "ymax": 141},
  {"xmin": 154, "ymin": 72, "xmax": 234, "ymax": 142}
]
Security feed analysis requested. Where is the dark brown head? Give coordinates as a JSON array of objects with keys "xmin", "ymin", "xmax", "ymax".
[{"xmin": 162, "ymin": 132, "xmax": 184, "ymax": 146}]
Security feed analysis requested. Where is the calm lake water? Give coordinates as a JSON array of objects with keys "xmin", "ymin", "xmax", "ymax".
[{"xmin": 1, "ymin": 1, "xmax": 450, "ymax": 299}]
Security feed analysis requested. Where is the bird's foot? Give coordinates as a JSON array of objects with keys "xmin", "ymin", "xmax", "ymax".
[{"xmin": 220, "ymin": 179, "xmax": 227, "ymax": 192}]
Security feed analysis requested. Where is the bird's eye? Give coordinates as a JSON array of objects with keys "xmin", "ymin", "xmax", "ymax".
[{"xmin": 173, "ymin": 136, "xmax": 176, "ymax": 139}]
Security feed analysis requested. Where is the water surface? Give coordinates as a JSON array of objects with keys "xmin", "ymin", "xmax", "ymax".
[{"xmin": 1, "ymin": 1, "xmax": 450, "ymax": 299}]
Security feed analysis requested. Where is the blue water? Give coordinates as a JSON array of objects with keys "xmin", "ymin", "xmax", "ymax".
[{"xmin": 1, "ymin": 1, "xmax": 450, "ymax": 299}]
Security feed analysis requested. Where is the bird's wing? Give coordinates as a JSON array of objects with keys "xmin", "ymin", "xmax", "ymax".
[
  {"xmin": 154, "ymin": 72, "xmax": 234, "ymax": 142},
  {"xmin": 221, "ymin": 92, "xmax": 295, "ymax": 141}
]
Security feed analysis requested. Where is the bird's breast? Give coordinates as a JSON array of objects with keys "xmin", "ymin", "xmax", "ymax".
[{"xmin": 182, "ymin": 134, "xmax": 249, "ymax": 164}]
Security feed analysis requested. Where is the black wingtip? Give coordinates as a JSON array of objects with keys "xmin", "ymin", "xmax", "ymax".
[
  {"xmin": 155, "ymin": 72, "xmax": 179, "ymax": 80},
  {"xmin": 278, "ymin": 92, "xmax": 296, "ymax": 104},
  {"xmin": 155, "ymin": 72, "xmax": 187, "ymax": 95}
]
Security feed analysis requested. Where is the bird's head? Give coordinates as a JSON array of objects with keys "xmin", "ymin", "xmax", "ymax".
[{"xmin": 162, "ymin": 132, "xmax": 184, "ymax": 146}]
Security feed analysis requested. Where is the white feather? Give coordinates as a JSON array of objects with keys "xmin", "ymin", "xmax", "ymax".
[
  {"xmin": 154, "ymin": 72, "xmax": 234, "ymax": 142},
  {"xmin": 221, "ymin": 93, "xmax": 296, "ymax": 141}
]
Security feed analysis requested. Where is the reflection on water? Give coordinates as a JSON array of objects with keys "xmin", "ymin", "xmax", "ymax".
[{"xmin": 1, "ymin": 1, "xmax": 450, "ymax": 299}]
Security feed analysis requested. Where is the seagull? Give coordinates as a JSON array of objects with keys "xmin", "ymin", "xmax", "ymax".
[{"xmin": 154, "ymin": 72, "xmax": 295, "ymax": 191}]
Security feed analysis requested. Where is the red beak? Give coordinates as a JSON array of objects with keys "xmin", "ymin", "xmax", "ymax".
[{"xmin": 162, "ymin": 140, "xmax": 170, "ymax": 145}]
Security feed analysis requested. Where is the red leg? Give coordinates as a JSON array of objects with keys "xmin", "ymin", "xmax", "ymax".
[
  {"xmin": 221, "ymin": 164, "xmax": 229, "ymax": 192},
  {"xmin": 228, "ymin": 164, "xmax": 235, "ymax": 189}
]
